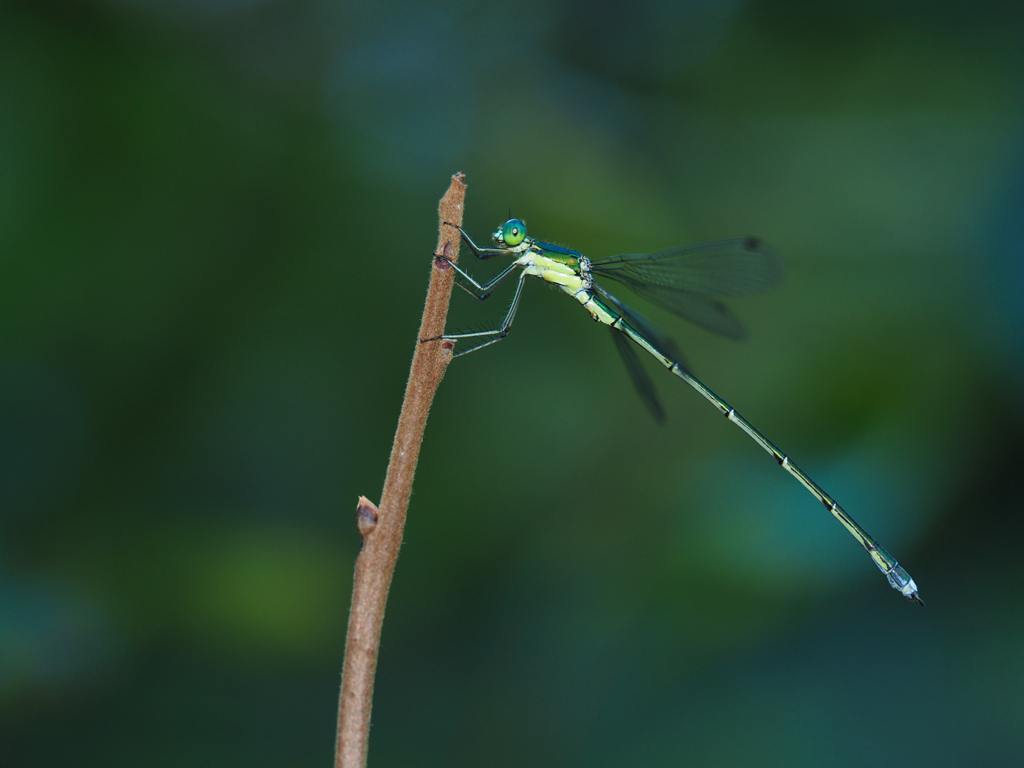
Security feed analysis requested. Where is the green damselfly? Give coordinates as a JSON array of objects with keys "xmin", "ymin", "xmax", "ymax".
[{"xmin": 427, "ymin": 218, "xmax": 923, "ymax": 605}]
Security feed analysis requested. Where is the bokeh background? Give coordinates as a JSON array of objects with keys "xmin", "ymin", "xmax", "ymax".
[{"xmin": 3, "ymin": 0, "xmax": 1024, "ymax": 765}]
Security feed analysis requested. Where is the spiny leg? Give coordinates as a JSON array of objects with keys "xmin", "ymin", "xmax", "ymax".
[
  {"xmin": 439, "ymin": 270, "xmax": 530, "ymax": 358},
  {"xmin": 420, "ymin": 257, "xmax": 523, "ymax": 346},
  {"xmin": 444, "ymin": 222, "xmax": 510, "ymax": 259},
  {"xmin": 439, "ymin": 256, "xmax": 520, "ymax": 299}
]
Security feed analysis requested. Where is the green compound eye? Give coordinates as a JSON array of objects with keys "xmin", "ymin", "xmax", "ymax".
[{"xmin": 502, "ymin": 219, "xmax": 526, "ymax": 246}]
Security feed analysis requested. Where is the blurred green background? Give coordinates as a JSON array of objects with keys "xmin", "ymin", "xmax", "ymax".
[{"xmin": 3, "ymin": 0, "xmax": 1024, "ymax": 765}]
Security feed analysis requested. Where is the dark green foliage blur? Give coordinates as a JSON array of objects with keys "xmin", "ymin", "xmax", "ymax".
[{"xmin": 3, "ymin": 0, "xmax": 1024, "ymax": 765}]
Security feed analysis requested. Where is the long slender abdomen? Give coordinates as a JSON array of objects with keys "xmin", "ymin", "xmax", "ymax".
[{"xmin": 612, "ymin": 314, "xmax": 921, "ymax": 603}]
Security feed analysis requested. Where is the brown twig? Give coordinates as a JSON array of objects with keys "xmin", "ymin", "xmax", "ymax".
[{"xmin": 335, "ymin": 173, "xmax": 467, "ymax": 768}]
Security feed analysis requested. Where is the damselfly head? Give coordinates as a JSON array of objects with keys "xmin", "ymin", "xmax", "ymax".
[{"xmin": 494, "ymin": 218, "xmax": 527, "ymax": 247}]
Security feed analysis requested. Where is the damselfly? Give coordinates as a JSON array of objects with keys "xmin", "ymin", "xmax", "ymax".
[{"xmin": 427, "ymin": 218, "xmax": 922, "ymax": 605}]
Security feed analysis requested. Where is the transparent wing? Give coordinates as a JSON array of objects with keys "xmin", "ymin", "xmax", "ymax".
[
  {"xmin": 589, "ymin": 238, "xmax": 783, "ymax": 339},
  {"xmin": 608, "ymin": 328, "xmax": 665, "ymax": 424},
  {"xmin": 593, "ymin": 282, "xmax": 687, "ymax": 368},
  {"xmin": 593, "ymin": 283, "xmax": 693, "ymax": 423}
]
